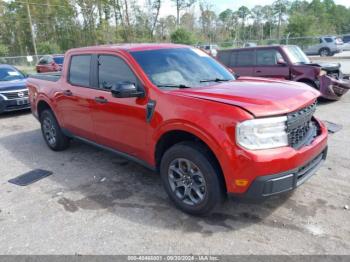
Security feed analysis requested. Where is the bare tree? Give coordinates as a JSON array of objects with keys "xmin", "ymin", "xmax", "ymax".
[{"xmin": 171, "ymin": 0, "xmax": 196, "ymax": 26}]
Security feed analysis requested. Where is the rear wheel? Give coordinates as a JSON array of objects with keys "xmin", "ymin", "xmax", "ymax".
[
  {"xmin": 40, "ymin": 110, "xmax": 70, "ymax": 151},
  {"xmin": 319, "ymin": 48, "xmax": 330, "ymax": 57},
  {"xmin": 160, "ymin": 142, "xmax": 223, "ymax": 215}
]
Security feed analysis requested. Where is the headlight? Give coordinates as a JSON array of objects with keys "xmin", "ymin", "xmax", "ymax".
[{"xmin": 236, "ymin": 116, "xmax": 288, "ymax": 150}]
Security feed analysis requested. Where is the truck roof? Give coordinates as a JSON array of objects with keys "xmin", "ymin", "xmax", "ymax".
[
  {"xmin": 218, "ymin": 45, "xmax": 296, "ymax": 52},
  {"xmin": 67, "ymin": 43, "xmax": 189, "ymax": 53}
]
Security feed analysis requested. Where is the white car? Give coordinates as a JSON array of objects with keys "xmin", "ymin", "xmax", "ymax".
[
  {"xmin": 199, "ymin": 44, "xmax": 218, "ymax": 57},
  {"xmin": 304, "ymin": 36, "xmax": 343, "ymax": 56}
]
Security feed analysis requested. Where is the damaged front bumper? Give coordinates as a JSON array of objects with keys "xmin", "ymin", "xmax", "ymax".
[{"xmin": 318, "ymin": 74, "xmax": 350, "ymax": 100}]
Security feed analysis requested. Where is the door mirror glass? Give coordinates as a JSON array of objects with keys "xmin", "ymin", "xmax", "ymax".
[{"xmin": 111, "ymin": 82, "xmax": 145, "ymax": 98}]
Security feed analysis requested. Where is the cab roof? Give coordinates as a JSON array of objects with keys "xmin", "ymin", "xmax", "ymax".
[{"xmin": 68, "ymin": 43, "xmax": 189, "ymax": 53}]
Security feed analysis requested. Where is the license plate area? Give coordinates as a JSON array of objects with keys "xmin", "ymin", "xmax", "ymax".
[{"xmin": 16, "ymin": 99, "xmax": 29, "ymax": 105}]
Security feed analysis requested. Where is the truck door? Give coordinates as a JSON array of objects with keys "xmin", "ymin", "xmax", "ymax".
[
  {"xmin": 90, "ymin": 54, "xmax": 148, "ymax": 159},
  {"xmin": 254, "ymin": 48, "xmax": 290, "ymax": 79},
  {"xmin": 55, "ymin": 54, "xmax": 96, "ymax": 141}
]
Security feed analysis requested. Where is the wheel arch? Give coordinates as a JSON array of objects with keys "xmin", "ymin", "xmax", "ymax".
[
  {"xmin": 297, "ymin": 78, "xmax": 318, "ymax": 89},
  {"xmin": 154, "ymin": 129, "xmax": 227, "ymax": 193}
]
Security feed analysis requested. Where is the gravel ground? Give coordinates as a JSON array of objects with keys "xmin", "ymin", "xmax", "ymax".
[{"xmin": 0, "ymin": 87, "xmax": 349, "ymax": 255}]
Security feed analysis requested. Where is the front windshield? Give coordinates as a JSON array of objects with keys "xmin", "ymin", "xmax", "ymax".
[
  {"xmin": 130, "ymin": 48, "xmax": 234, "ymax": 88},
  {"xmin": 0, "ymin": 67, "xmax": 25, "ymax": 82},
  {"xmin": 284, "ymin": 45, "xmax": 310, "ymax": 64}
]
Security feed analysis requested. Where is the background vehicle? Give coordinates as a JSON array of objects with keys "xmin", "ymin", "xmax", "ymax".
[
  {"xmin": 199, "ymin": 44, "xmax": 218, "ymax": 57},
  {"xmin": 36, "ymin": 55, "xmax": 64, "ymax": 73},
  {"xmin": 217, "ymin": 45, "xmax": 350, "ymax": 100},
  {"xmin": 342, "ymin": 35, "xmax": 350, "ymax": 51},
  {"xmin": 0, "ymin": 64, "xmax": 30, "ymax": 113},
  {"xmin": 304, "ymin": 36, "xmax": 343, "ymax": 56},
  {"xmin": 27, "ymin": 44, "xmax": 327, "ymax": 215}
]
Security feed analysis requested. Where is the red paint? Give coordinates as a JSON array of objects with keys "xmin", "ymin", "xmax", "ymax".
[{"xmin": 27, "ymin": 44, "xmax": 328, "ymax": 194}]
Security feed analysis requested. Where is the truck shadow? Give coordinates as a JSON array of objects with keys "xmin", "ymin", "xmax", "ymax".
[
  {"xmin": 0, "ymin": 109, "xmax": 31, "ymax": 119},
  {"xmin": 0, "ymin": 129, "xmax": 306, "ymax": 236}
]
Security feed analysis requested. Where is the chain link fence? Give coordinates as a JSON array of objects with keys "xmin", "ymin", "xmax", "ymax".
[{"xmin": 0, "ymin": 55, "xmax": 41, "ymax": 74}]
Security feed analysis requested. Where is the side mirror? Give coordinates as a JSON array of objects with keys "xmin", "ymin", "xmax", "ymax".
[
  {"xmin": 277, "ymin": 59, "xmax": 287, "ymax": 66},
  {"xmin": 111, "ymin": 82, "xmax": 145, "ymax": 98}
]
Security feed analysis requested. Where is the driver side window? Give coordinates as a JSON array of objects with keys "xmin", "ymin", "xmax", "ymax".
[
  {"xmin": 98, "ymin": 55, "xmax": 138, "ymax": 90},
  {"xmin": 256, "ymin": 49, "xmax": 285, "ymax": 66}
]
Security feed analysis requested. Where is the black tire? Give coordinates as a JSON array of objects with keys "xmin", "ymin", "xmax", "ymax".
[
  {"xmin": 300, "ymin": 80, "xmax": 318, "ymax": 89},
  {"xmin": 160, "ymin": 142, "xmax": 223, "ymax": 216},
  {"xmin": 40, "ymin": 109, "xmax": 70, "ymax": 151},
  {"xmin": 319, "ymin": 48, "xmax": 330, "ymax": 57}
]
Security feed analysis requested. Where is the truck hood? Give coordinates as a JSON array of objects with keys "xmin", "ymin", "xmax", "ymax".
[
  {"xmin": 0, "ymin": 79, "xmax": 27, "ymax": 92},
  {"xmin": 308, "ymin": 62, "xmax": 341, "ymax": 72},
  {"xmin": 171, "ymin": 77, "xmax": 320, "ymax": 117}
]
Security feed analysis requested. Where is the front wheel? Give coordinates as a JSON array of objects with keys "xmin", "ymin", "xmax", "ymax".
[
  {"xmin": 160, "ymin": 142, "xmax": 223, "ymax": 216},
  {"xmin": 40, "ymin": 110, "xmax": 70, "ymax": 151}
]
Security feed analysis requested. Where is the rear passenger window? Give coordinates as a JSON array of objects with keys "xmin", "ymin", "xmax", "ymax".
[
  {"xmin": 236, "ymin": 51, "xmax": 255, "ymax": 66},
  {"xmin": 230, "ymin": 52, "xmax": 237, "ymax": 67},
  {"xmin": 98, "ymin": 55, "xmax": 137, "ymax": 90},
  {"xmin": 217, "ymin": 51, "xmax": 231, "ymax": 66},
  {"xmin": 324, "ymin": 38, "xmax": 333, "ymax": 43},
  {"xmin": 69, "ymin": 55, "xmax": 91, "ymax": 87}
]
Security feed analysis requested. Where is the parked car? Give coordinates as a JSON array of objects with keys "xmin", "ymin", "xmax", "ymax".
[
  {"xmin": 342, "ymin": 35, "xmax": 350, "ymax": 51},
  {"xmin": 36, "ymin": 55, "xmax": 64, "ymax": 73},
  {"xmin": 199, "ymin": 44, "xmax": 218, "ymax": 57},
  {"xmin": 0, "ymin": 64, "xmax": 30, "ymax": 114},
  {"xmin": 27, "ymin": 44, "xmax": 328, "ymax": 215},
  {"xmin": 304, "ymin": 36, "xmax": 343, "ymax": 56},
  {"xmin": 217, "ymin": 45, "xmax": 350, "ymax": 100}
]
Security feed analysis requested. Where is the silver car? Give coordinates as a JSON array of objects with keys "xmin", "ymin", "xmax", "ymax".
[{"xmin": 304, "ymin": 36, "xmax": 343, "ymax": 56}]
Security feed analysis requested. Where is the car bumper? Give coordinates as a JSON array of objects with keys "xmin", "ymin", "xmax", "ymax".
[
  {"xmin": 223, "ymin": 118, "xmax": 328, "ymax": 195},
  {"xmin": 239, "ymin": 147, "xmax": 327, "ymax": 199},
  {"xmin": 318, "ymin": 75, "xmax": 350, "ymax": 100},
  {"xmin": 0, "ymin": 95, "xmax": 31, "ymax": 113}
]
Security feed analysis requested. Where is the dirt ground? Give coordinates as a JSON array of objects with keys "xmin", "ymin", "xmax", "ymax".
[{"xmin": 0, "ymin": 83, "xmax": 349, "ymax": 255}]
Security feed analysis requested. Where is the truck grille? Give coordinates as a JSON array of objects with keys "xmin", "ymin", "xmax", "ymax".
[
  {"xmin": 1, "ymin": 90, "xmax": 29, "ymax": 100},
  {"xmin": 286, "ymin": 101, "xmax": 317, "ymax": 149}
]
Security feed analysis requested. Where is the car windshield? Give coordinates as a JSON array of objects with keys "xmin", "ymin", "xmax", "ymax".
[
  {"xmin": 0, "ymin": 67, "xmax": 25, "ymax": 81},
  {"xmin": 130, "ymin": 48, "xmax": 234, "ymax": 89},
  {"xmin": 284, "ymin": 46, "xmax": 310, "ymax": 64},
  {"xmin": 53, "ymin": 56, "xmax": 64, "ymax": 64}
]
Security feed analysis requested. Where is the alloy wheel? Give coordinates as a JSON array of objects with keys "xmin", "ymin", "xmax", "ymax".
[
  {"xmin": 168, "ymin": 158, "xmax": 207, "ymax": 206},
  {"xmin": 42, "ymin": 117, "xmax": 57, "ymax": 146}
]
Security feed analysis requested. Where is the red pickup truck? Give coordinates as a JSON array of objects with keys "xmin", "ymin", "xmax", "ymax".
[{"xmin": 27, "ymin": 44, "xmax": 328, "ymax": 215}]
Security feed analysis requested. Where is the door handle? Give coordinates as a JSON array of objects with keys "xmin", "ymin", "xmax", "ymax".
[
  {"xmin": 94, "ymin": 96, "xmax": 108, "ymax": 104},
  {"xmin": 256, "ymin": 70, "xmax": 262, "ymax": 73},
  {"xmin": 63, "ymin": 90, "xmax": 73, "ymax": 96}
]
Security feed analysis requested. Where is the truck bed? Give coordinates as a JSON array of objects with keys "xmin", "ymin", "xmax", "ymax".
[{"xmin": 29, "ymin": 72, "xmax": 61, "ymax": 82}]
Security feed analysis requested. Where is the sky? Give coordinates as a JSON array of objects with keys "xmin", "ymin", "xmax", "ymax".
[{"xmin": 154, "ymin": 0, "xmax": 350, "ymax": 17}]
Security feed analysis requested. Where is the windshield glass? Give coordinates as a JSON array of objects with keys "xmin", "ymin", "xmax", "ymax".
[
  {"xmin": 53, "ymin": 56, "xmax": 64, "ymax": 64},
  {"xmin": 130, "ymin": 48, "xmax": 234, "ymax": 89},
  {"xmin": 284, "ymin": 45, "xmax": 310, "ymax": 64},
  {"xmin": 0, "ymin": 67, "xmax": 25, "ymax": 82}
]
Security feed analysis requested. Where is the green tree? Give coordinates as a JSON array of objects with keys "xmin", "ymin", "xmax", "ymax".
[
  {"xmin": 170, "ymin": 28, "xmax": 194, "ymax": 44},
  {"xmin": 37, "ymin": 42, "xmax": 62, "ymax": 54}
]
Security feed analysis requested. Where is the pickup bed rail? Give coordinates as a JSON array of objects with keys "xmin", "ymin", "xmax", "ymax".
[{"xmin": 29, "ymin": 72, "xmax": 61, "ymax": 82}]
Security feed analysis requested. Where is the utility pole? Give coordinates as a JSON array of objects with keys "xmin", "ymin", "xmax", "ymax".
[{"xmin": 26, "ymin": 0, "xmax": 38, "ymax": 61}]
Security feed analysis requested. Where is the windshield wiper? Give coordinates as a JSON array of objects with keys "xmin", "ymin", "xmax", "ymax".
[
  {"xmin": 157, "ymin": 84, "xmax": 191, "ymax": 89},
  {"xmin": 200, "ymin": 78, "xmax": 231, "ymax": 83}
]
